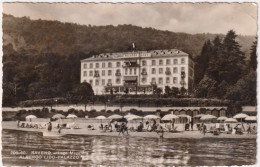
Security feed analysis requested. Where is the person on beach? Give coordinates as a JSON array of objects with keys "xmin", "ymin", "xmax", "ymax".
[
  {"xmin": 109, "ymin": 123, "xmax": 113, "ymax": 132},
  {"xmin": 202, "ymin": 123, "xmax": 206, "ymax": 135},
  {"xmin": 17, "ymin": 120, "xmax": 20, "ymax": 128},
  {"xmin": 119, "ymin": 122, "xmax": 125, "ymax": 135},
  {"xmin": 115, "ymin": 122, "xmax": 119, "ymax": 131},
  {"xmin": 47, "ymin": 122, "xmax": 52, "ymax": 131},
  {"xmin": 58, "ymin": 126, "xmax": 62, "ymax": 133},
  {"xmin": 124, "ymin": 122, "xmax": 129, "ymax": 135},
  {"xmin": 172, "ymin": 119, "xmax": 175, "ymax": 130},
  {"xmin": 190, "ymin": 119, "xmax": 193, "ymax": 131},
  {"xmin": 156, "ymin": 125, "xmax": 164, "ymax": 139},
  {"xmin": 247, "ymin": 123, "xmax": 252, "ymax": 134},
  {"xmin": 153, "ymin": 119, "xmax": 156, "ymax": 127},
  {"xmin": 119, "ymin": 122, "xmax": 128, "ymax": 135},
  {"xmin": 137, "ymin": 122, "xmax": 144, "ymax": 132},
  {"xmin": 26, "ymin": 123, "xmax": 30, "ymax": 128},
  {"xmin": 146, "ymin": 121, "xmax": 149, "ymax": 128}
]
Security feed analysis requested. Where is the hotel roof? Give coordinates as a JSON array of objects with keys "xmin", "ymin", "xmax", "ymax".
[{"xmin": 81, "ymin": 49, "xmax": 189, "ymax": 61}]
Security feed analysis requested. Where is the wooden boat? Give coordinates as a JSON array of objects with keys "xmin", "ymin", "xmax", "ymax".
[{"xmin": 42, "ymin": 131, "xmax": 65, "ymax": 137}]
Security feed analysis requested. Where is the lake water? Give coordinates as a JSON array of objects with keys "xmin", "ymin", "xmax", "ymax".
[{"xmin": 2, "ymin": 129, "xmax": 256, "ymax": 166}]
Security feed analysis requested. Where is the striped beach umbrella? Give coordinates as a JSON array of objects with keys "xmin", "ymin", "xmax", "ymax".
[
  {"xmin": 161, "ymin": 114, "xmax": 179, "ymax": 121},
  {"xmin": 217, "ymin": 116, "xmax": 228, "ymax": 121},
  {"xmin": 144, "ymin": 115, "xmax": 160, "ymax": 119},
  {"xmin": 66, "ymin": 114, "xmax": 78, "ymax": 119},
  {"xmin": 108, "ymin": 114, "xmax": 123, "ymax": 119},
  {"xmin": 225, "ymin": 118, "xmax": 238, "ymax": 123}
]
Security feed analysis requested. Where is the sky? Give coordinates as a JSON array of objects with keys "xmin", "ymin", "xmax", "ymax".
[{"xmin": 2, "ymin": 2, "xmax": 258, "ymax": 35}]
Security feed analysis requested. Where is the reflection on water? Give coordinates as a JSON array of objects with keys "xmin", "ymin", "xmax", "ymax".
[{"xmin": 2, "ymin": 130, "xmax": 256, "ymax": 166}]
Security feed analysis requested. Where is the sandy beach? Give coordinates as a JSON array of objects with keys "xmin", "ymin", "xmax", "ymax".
[{"xmin": 2, "ymin": 121, "xmax": 257, "ymax": 139}]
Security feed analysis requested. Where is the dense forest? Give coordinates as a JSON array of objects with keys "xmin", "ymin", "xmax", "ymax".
[
  {"xmin": 2, "ymin": 14, "xmax": 257, "ymax": 107},
  {"xmin": 194, "ymin": 31, "xmax": 257, "ymax": 106}
]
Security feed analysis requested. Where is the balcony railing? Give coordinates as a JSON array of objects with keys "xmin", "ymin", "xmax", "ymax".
[
  {"xmin": 94, "ymin": 74, "xmax": 100, "ymax": 77},
  {"xmin": 107, "ymin": 83, "xmax": 112, "ymax": 86},
  {"xmin": 150, "ymin": 81, "xmax": 157, "ymax": 85},
  {"xmin": 124, "ymin": 82, "xmax": 137, "ymax": 86},
  {"xmin": 122, "ymin": 63, "xmax": 140, "ymax": 68},
  {"xmin": 141, "ymin": 71, "xmax": 147, "ymax": 75},
  {"xmin": 165, "ymin": 71, "xmax": 171, "ymax": 75},
  {"xmin": 115, "ymin": 72, "xmax": 121, "ymax": 76}
]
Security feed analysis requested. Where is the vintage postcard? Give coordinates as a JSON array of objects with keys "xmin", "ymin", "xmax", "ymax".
[{"xmin": 1, "ymin": 1, "xmax": 258, "ymax": 166}]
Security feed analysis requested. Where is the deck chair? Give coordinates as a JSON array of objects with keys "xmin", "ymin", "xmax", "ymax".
[
  {"xmin": 20, "ymin": 123, "xmax": 25, "ymax": 128},
  {"xmin": 169, "ymin": 127, "xmax": 179, "ymax": 133},
  {"xmin": 166, "ymin": 125, "xmax": 172, "ymax": 132}
]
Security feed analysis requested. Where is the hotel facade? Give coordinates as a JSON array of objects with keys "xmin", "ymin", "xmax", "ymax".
[{"xmin": 81, "ymin": 49, "xmax": 194, "ymax": 95}]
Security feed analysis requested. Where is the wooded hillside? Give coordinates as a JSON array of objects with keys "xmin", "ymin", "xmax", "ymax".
[{"xmin": 2, "ymin": 14, "xmax": 256, "ymax": 107}]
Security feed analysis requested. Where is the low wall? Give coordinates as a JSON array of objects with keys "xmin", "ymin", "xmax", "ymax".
[{"xmin": 2, "ymin": 105, "xmax": 227, "ymax": 112}]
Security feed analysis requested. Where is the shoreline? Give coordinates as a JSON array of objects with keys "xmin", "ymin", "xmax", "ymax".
[{"xmin": 2, "ymin": 122, "xmax": 257, "ymax": 139}]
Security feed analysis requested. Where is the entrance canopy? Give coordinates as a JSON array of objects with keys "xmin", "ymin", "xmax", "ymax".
[{"xmin": 124, "ymin": 76, "xmax": 137, "ymax": 81}]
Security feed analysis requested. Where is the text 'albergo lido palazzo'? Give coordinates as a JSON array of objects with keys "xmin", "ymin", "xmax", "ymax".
[{"xmin": 81, "ymin": 48, "xmax": 194, "ymax": 95}]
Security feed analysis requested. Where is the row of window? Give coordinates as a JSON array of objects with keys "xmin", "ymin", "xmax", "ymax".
[
  {"xmin": 84, "ymin": 77, "xmax": 180, "ymax": 86},
  {"xmin": 149, "ymin": 58, "xmax": 185, "ymax": 66},
  {"xmin": 83, "ymin": 70, "xmax": 116, "ymax": 77},
  {"xmin": 83, "ymin": 67, "xmax": 186, "ymax": 77},
  {"xmin": 151, "ymin": 77, "xmax": 179, "ymax": 84},
  {"xmin": 150, "ymin": 67, "xmax": 185, "ymax": 74},
  {"xmin": 83, "ymin": 58, "xmax": 186, "ymax": 69},
  {"xmin": 83, "ymin": 62, "xmax": 115, "ymax": 69}
]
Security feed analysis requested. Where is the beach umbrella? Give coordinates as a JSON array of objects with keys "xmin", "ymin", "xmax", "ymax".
[
  {"xmin": 127, "ymin": 115, "xmax": 143, "ymax": 121},
  {"xmin": 233, "ymin": 113, "xmax": 249, "ymax": 123},
  {"xmin": 200, "ymin": 114, "xmax": 217, "ymax": 121},
  {"xmin": 26, "ymin": 115, "xmax": 37, "ymax": 119},
  {"xmin": 161, "ymin": 114, "xmax": 179, "ymax": 121},
  {"xmin": 108, "ymin": 114, "xmax": 123, "ymax": 119},
  {"xmin": 127, "ymin": 115, "xmax": 143, "ymax": 128},
  {"xmin": 95, "ymin": 115, "xmax": 107, "ymax": 124},
  {"xmin": 52, "ymin": 114, "xmax": 65, "ymax": 119},
  {"xmin": 66, "ymin": 114, "xmax": 78, "ymax": 119},
  {"xmin": 144, "ymin": 115, "xmax": 160, "ymax": 119},
  {"xmin": 194, "ymin": 114, "xmax": 205, "ymax": 118},
  {"xmin": 217, "ymin": 116, "xmax": 228, "ymax": 121},
  {"xmin": 233, "ymin": 113, "xmax": 249, "ymax": 119},
  {"xmin": 245, "ymin": 116, "xmax": 257, "ymax": 122},
  {"xmin": 95, "ymin": 115, "xmax": 107, "ymax": 120},
  {"xmin": 224, "ymin": 118, "xmax": 238, "ymax": 129},
  {"xmin": 26, "ymin": 115, "xmax": 37, "ymax": 122},
  {"xmin": 225, "ymin": 118, "xmax": 238, "ymax": 123},
  {"xmin": 124, "ymin": 114, "xmax": 137, "ymax": 119}
]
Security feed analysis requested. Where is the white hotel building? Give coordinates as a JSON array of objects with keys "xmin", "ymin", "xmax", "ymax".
[{"xmin": 81, "ymin": 49, "xmax": 194, "ymax": 95}]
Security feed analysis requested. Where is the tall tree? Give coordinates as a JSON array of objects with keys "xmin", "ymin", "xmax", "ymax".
[
  {"xmin": 219, "ymin": 30, "xmax": 246, "ymax": 85},
  {"xmin": 249, "ymin": 38, "xmax": 257, "ymax": 71},
  {"xmin": 194, "ymin": 40, "xmax": 212, "ymax": 85},
  {"xmin": 207, "ymin": 36, "xmax": 223, "ymax": 82}
]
